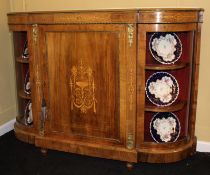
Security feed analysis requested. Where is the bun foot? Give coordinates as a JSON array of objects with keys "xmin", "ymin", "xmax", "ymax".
[
  {"xmin": 126, "ymin": 162, "xmax": 133, "ymax": 170},
  {"xmin": 40, "ymin": 148, "xmax": 48, "ymax": 156}
]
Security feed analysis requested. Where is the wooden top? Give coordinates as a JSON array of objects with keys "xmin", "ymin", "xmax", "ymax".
[
  {"xmin": 7, "ymin": 8, "xmax": 204, "ymax": 25},
  {"xmin": 7, "ymin": 8, "xmax": 204, "ymax": 14}
]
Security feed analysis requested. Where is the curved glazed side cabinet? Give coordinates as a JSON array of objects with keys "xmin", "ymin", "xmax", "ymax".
[{"xmin": 7, "ymin": 8, "xmax": 204, "ymax": 166}]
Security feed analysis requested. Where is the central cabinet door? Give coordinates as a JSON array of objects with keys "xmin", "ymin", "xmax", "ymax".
[{"xmin": 39, "ymin": 24, "xmax": 136, "ymax": 161}]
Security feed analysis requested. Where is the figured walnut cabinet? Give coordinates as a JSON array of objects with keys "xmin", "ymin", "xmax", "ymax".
[{"xmin": 8, "ymin": 9, "xmax": 203, "ymax": 164}]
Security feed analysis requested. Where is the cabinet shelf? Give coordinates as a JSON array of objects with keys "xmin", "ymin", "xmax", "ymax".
[
  {"xmin": 16, "ymin": 116, "xmax": 33, "ymax": 127},
  {"xmin": 145, "ymin": 63, "xmax": 189, "ymax": 71},
  {"xmin": 145, "ymin": 101, "xmax": 186, "ymax": 112},
  {"xmin": 141, "ymin": 137, "xmax": 188, "ymax": 148},
  {"xmin": 18, "ymin": 90, "xmax": 31, "ymax": 99},
  {"xmin": 16, "ymin": 56, "xmax": 29, "ymax": 63}
]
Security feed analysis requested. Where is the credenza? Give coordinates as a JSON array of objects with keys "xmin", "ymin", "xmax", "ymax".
[{"xmin": 7, "ymin": 8, "xmax": 204, "ymax": 168}]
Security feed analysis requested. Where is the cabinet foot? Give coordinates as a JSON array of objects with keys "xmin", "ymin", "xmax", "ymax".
[
  {"xmin": 40, "ymin": 148, "xmax": 48, "ymax": 156},
  {"xmin": 190, "ymin": 150, "xmax": 196, "ymax": 156},
  {"xmin": 126, "ymin": 162, "xmax": 133, "ymax": 170}
]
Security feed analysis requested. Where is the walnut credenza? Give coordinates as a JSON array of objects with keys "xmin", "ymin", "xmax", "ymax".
[{"xmin": 8, "ymin": 8, "xmax": 204, "ymax": 167}]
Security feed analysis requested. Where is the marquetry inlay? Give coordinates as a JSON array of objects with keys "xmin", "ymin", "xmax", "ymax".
[{"xmin": 70, "ymin": 59, "xmax": 97, "ymax": 113}]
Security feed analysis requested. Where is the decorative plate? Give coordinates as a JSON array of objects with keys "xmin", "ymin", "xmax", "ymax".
[
  {"xmin": 24, "ymin": 100, "xmax": 33, "ymax": 125},
  {"xmin": 22, "ymin": 41, "xmax": 29, "ymax": 60},
  {"xmin": 145, "ymin": 72, "xmax": 179, "ymax": 106},
  {"xmin": 149, "ymin": 33, "xmax": 182, "ymax": 64},
  {"xmin": 150, "ymin": 112, "xmax": 181, "ymax": 143},
  {"xmin": 24, "ymin": 70, "xmax": 31, "ymax": 95}
]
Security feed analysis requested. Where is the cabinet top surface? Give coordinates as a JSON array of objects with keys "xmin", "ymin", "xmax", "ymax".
[
  {"xmin": 7, "ymin": 8, "xmax": 204, "ymax": 15},
  {"xmin": 7, "ymin": 8, "xmax": 204, "ymax": 25}
]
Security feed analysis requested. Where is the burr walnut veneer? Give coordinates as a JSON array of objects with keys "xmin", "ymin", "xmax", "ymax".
[{"xmin": 8, "ymin": 8, "xmax": 203, "ymax": 166}]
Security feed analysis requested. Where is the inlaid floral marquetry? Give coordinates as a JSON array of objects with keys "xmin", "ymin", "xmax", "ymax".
[{"xmin": 69, "ymin": 59, "xmax": 97, "ymax": 113}]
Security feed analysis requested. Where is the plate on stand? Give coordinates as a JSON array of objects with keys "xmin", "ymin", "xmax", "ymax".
[
  {"xmin": 24, "ymin": 100, "xmax": 33, "ymax": 125},
  {"xmin": 150, "ymin": 112, "xmax": 181, "ymax": 143},
  {"xmin": 22, "ymin": 41, "xmax": 29, "ymax": 60},
  {"xmin": 145, "ymin": 72, "xmax": 179, "ymax": 106},
  {"xmin": 149, "ymin": 33, "xmax": 182, "ymax": 64},
  {"xmin": 24, "ymin": 70, "xmax": 31, "ymax": 95}
]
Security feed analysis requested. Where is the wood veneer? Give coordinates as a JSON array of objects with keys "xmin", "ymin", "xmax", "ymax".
[{"xmin": 8, "ymin": 8, "xmax": 204, "ymax": 166}]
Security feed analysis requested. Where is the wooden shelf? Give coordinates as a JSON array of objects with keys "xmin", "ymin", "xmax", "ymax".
[
  {"xmin": 18, "ymin": 90, "xmax": 31, "ymax": 99},
  {"xmin": 16, "ymin": 116, "xmax": 33, "ymax": 127},
  {"xmin": 16, "ymin": 56, "xmax": 29, "ymax": 63},
  {"xmin": 140, "ymin": 137, "xmax": 189, "ymax": 148},
  {"xmin": 145, "ymin": 63, "xmax": 189, "ymax": 71},
  {"xmin": 145, "ymin": 101, "xmax": 186, "ymax": 112}
]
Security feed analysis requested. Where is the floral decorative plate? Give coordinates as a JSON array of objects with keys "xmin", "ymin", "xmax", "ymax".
[
  {"xmin": 22, "ymin": 41, "xmax": 29, "ymax": 60},
  {"xmin": 24, "ymin": 70, "xmax": 31, "ymax": 95},
  {"xmin": 149, "ymin": 33, "xmax": 182, "ymax": 64},
  {"xmin": 150, "ymin": 112, "xmax": 181, "ymax": 143},
  {"xmin": 24, "ymin": 100, "xmax": 33, "ymax": 125},
  {"xmin": 145, "ymin": 72, "xmax": 179, "ymax": 106}
]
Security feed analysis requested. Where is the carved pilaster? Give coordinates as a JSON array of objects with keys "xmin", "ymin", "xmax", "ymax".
[{"xmin": 126, "ymin": 24, "xmax": 136, "ymax": 150}]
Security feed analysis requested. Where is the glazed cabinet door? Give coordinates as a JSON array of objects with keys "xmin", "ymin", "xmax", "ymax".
[{"xmin": 37, "ymin": 24, "xmax": 137, "ymax": 162}]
